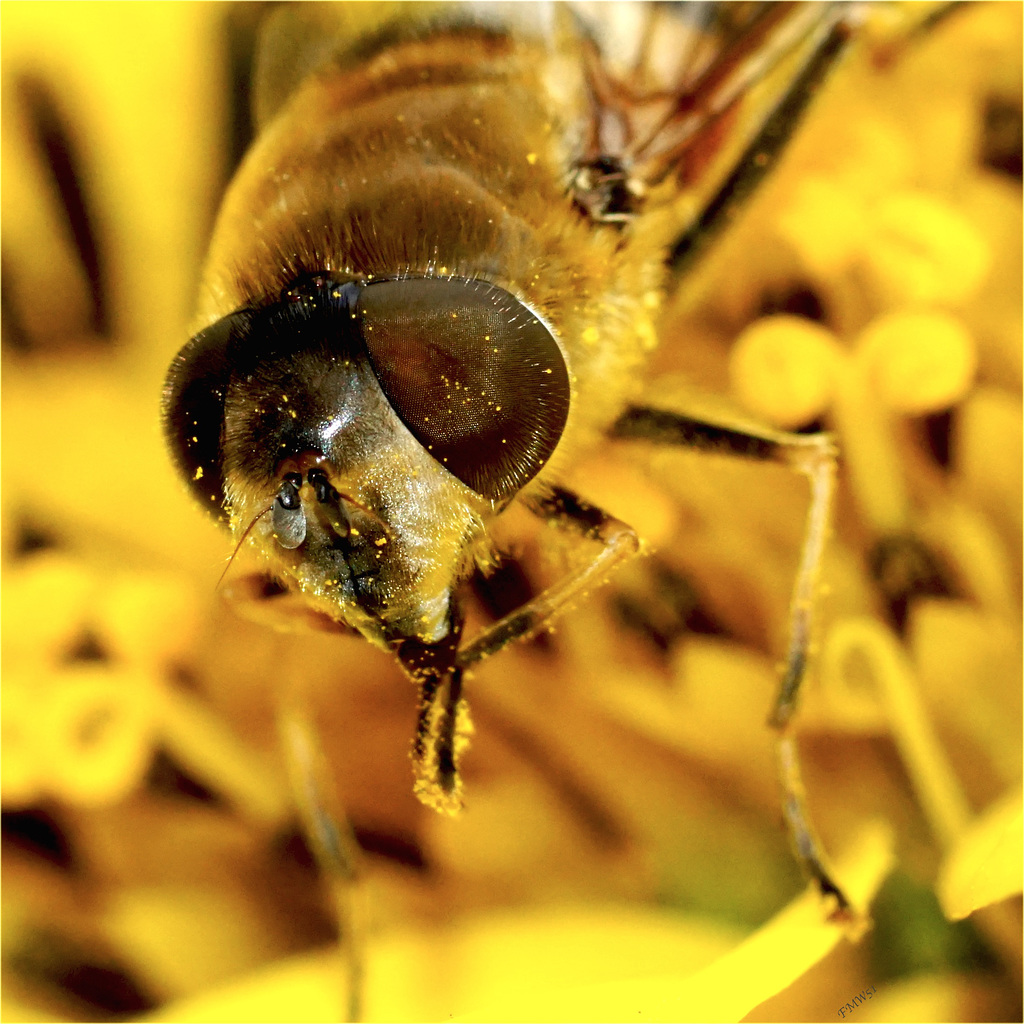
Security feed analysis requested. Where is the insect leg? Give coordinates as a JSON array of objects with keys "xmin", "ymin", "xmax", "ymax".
[
  {"xmin": 396, "ymin": 622, "xmax": 466, "ymax": 815},
  {"xmin": 668, "ymin": 5, "xmax": 857, "ymax": 276},
  {"xmin": 278, "ymin": 703, "xmax": 364, "ymax": 1021},
  {"xmin": 612, "ymin": 406, "xmax": 852, "ymax": 919},
  {"xmin": 457, "ymin": 488, "xmax": 640, "ymax": 669}
]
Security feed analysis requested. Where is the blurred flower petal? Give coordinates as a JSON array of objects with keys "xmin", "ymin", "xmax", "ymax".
[
  {"xmin": 453, "ymin": 822, "xmax": 895, "ymax": 1023},
  {"xmin": 938, "ymin": 784, "xmax": 1023, "ymax": 921},
  {"xmin": 136, "ymin": 822, "xmax": 892, "ymax": 1024},
  {"xmin": 138, "ymin": 949, "xmax": 343, "ymax": 1024}
]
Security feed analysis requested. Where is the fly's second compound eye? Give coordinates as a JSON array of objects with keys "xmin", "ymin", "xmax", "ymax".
[{"xmin": 357, "ymin": 277, "xmax": 571, "ymax": 503}]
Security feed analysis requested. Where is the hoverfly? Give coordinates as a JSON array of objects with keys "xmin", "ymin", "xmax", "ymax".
[{"xmin": 163, "ymin": 0, "xmax": 861, "ymax": 955}]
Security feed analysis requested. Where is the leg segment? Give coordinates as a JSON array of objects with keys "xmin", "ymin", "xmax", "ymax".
[
  {"xmin": 278, "ymin": 704, "xmax": 365, "ymax": 1021},
  {"xmin": 396, "ymin": 621, "xmax": 467, "ymax": 815},
  {"xmin": 667, "ymin": 5, "xmax": 857, "ymax": 275},
  {"xmin": 613, "ymin": 406, "xmax": 837, "ymax": 728},
  {"xmin": 401, "ymin": 492, "xmax": 638, "ymax": 814},
  {"xmin": 457, "ymin": 487, "xmax": 640, "ymax": 669},
  {"xmin": 613, "ymin": 406, "xmax": 851, "ymax": 917}
]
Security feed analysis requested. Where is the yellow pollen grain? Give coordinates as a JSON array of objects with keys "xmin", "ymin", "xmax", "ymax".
[
  {"xmin": 193, "ymin": 467, "xmax": 203, "ymax": 480},
  {"xmin": 526, "ymin": 152, "xmax": 538, "ymax": 165},
  {"xmin": 582, "ymin": 325, "xmax": 599, "ymax": 345}
]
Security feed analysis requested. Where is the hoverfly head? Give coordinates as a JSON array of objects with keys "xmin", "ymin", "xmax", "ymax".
[{"xmin": 164, "ymin": 273, "xmax": 571, "ymax": 647}]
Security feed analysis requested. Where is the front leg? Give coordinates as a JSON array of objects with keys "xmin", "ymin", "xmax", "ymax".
[
  {"xmin": 399, "ymin": 490, "xmax": 639, "ymax": 816},
  {"xmin": 396, "ymin": 620, "xmax": 466, "ymax": 815},
  {"xmin": 458, "ymin": 488, "xmax": 641, "ymax": 669}
]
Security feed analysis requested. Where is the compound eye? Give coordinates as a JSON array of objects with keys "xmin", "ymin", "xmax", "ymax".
[
  {"xmin": 357, "ymin": 278, "xmax": 570, "ymax": 502},
  {"xmin": 271, "ymin": 476, "xmax": 306, "ymax": 549},
  {"xmin": 163, "ymin": 310, "xmax": 253, "ymax": 521}
]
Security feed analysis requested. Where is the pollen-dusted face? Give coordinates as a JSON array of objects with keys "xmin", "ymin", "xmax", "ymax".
[{"xmin": 163, "ymin": 274, "xmax": 570, "ymax": 645}]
